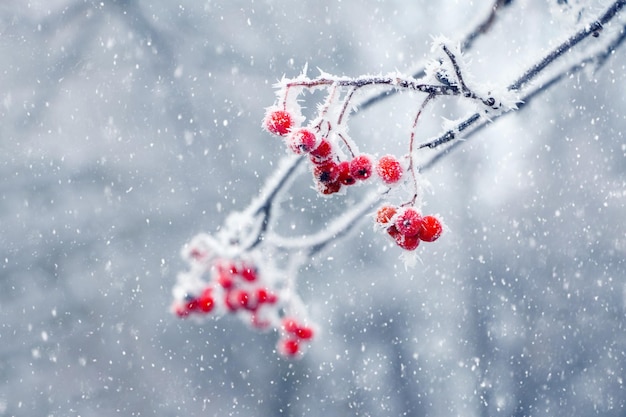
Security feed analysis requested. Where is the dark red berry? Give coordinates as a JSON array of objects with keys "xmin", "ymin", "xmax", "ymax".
[
  {"xmin": 337, "ymin": 161, "xmax": 356, "ymax": 185},
  {"xmin": 295, "ymin": 326, "xmax": 314, "ymax": 340},
  {"xmin": 313, "ymin": 160, "xmax": 339, "ymax": 184},
  {"xmin": 309, "ymin": 139, "xmax": 333, "ymax": 162}
]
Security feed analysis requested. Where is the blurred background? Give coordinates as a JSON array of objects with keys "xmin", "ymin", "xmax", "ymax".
[{"xmin": 1, "ymin": 0, "xmax": 625, "ymax": 416}]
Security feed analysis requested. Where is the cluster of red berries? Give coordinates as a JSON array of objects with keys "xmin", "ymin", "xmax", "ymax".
[
  {"xmin": 278, "ymin": 317, "xmax": 315, "ymax": 357},
  {"xmin": 172, "ymin": 253, "xmax": 317, "ymax": 358},
  {"xmin": 172, "ymin": 258, "xmax": 279, "ymax": 330},
  {"xmin": 263, "ymin": 108, "xmax": 404, "ymax": 195},
  {"xmin": 375, "ymin": 205, "xmax": 443, "ymax": 250},
  {"xmin": 172, "ymin": 286, "xmax": 215, "ymax": 317}
]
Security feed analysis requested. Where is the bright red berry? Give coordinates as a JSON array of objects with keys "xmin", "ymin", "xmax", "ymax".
[
  {"xmin": 256, "ymin": 288, "xmax": 278, "ymax": 304},
  {"xmin": 395, "ymin": 207, "xmax": 423, "ymax": 237},
  {"xmin": 240, "ymin": 264, "xmax": 258, "ymax": 282},
  {"xmin": 337, "ymin": 161, "xmax": 356, "ymax": 185},
  {"xmin": 197, "ymin": 288, "xmax": 215, "ymax": 313},
  {"xmin": 279, "ymin": 338, "xmax": 300, "ymax": 357},
  {"xmin": 264, "ymin": 108, "xmax": 293, "ymax": 136},
  {"xmin": 288, "ymin": 128, "xmax": 318, "ymax": 154},
  {"xmin": 375, "ymin": 205, "xmax": 397, "ymax": 225},
  {"xmin": 419, "ymin": 215, "xmax": 443, "ymax": 242},
  {"xmin": 349, "ymin": 155, "xmax": 373, "ymax": 181},
  {"xmin": 376, "ymin": 155, "xmax": 403, "ymax": 184},
  {"xmin": 295, "ymin": 326, "xmax": 314, "ymax": 340},
  {"xmin": 309, "ymin": 139, "xmax": 333, "ymax": 162}
]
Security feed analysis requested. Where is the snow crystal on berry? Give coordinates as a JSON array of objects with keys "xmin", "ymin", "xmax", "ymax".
[
  {"xmin": 264, "ymin": 108, "xmax": 294, "ymax": 136},
  {"xmin": 376, "ymin": 155, "xmax": 403, "ymax": 184}
]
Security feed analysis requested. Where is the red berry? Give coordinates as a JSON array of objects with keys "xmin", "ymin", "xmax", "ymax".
[
  {"xmin": 282, "ymin": 318, "xmax": 299, "ymax": 334},
  {"xmin": 186, "ymin": 298, "xmax": 200, "ymax": 312},
  {"xmin": 279, "ymin": 338, "xmax": 300, "ymax": 357},
  {"xmin": 376, "ymin": 155, "xmax": 403, "ymax": 184},
  {"xmin": 257, "ymin": 288, "xmax": 278, "ymax": 304},
  {"xmin": 288, "ymin": 128, "xmax": 318, "ymax": 154},
  {"xmin": 317, "ymin": 180, "xmax": 341, "ymax": 195},
  {"xmin": 173, "ymin": 303, "xmax": 190, "ymax": 318},
  {"xmin": 295, "ymin": 326, "xmax": 314, "ymax": 340},
  {"xmin": 309, "ymin": 139, "xmax": 333, "ymax": 162},
  {"xmin": 349, "ymin": 155, "xmax": 373, "ymax": 181},
  {"xmin": 264, "ymin": 109, "xmax": 293, "ymax": 136},
  {"xmin": 375, "ymin": 205, "xmax": 397, "ymax": 225},
  {"xmin": 197, "ymin": 288, "xmax": 215, "ymax": 313},
  {"xmin": 395, "ymin": 207, "xmax": 423, "ymax": 237},
  {"xmin": 419, "ymin": 215, "xmax": 443, "ymax": 242},
  {"xmin": 386, "ymin": 224, "xmax": 401, "ymax": 239},
  {"xmin": 337, "ymin": 161, "xmax": 356, "ymax": 185},
  {"xmin": 394, "ymin": 232, "xmax": 421, "ymax": 251},
  {"xmin": 240, "ymin": 264, "xmax": 258, "ymax": 282},
  {"xmin": 313, "ymin": 160, "xmax": 339, "ymax": 184}
]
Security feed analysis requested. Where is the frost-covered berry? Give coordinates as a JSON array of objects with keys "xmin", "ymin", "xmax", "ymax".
[
  {"xmin": 288, "ymin": 128, "xmax": 318, "ymax": 154},
  {"xmin": 376, "ymin": 155, "xmax": 403, "ymax": 184},
  {"xmin": 395, "ymin": 207, "xmax": 423, "ymax": 237},
  {"xmin": 394, "ymin": 232, "xmax": 421, "ymax": 251},
  {"xmin": 309, "ymin": 138, "xmax": 333, "ymax": 162},
  {"xmin": 313, "ymin": 160, "xmax": 339, "ymax": 184},
  {"xmin": 337, "ymin": 161, "xmax": 356, "ymax": 185},
  {"xmin": 419, "ymin": 215, "xmax": 443, "ymax": 242},
  {"xmin": 317, "ymin": 180, "xmax": 341, "ymax": 195},
  {"xmin": 375, "ymin": 205, "xmax": 397, "ymax": 225},
  {"xmin": 349, "ymin": 155, "xmax": 373, "ymax": 181},
  {"xmin": 264, "ymin": 108, "xmax": 293, "ymax": 136}
]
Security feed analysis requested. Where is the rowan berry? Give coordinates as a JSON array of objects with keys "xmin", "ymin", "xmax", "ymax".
[
  {"xmin": 419, "ymin": 215, "xmax": 443, "ymax": 242},
  {"xmin": 197, "ymin": 289, "xmax": 215, "ymax": 313},
  {"xmin": 295, "ymin": 326, "xmax": 314, "ymax": 340},
  {"xmin": 309, "ymin": 139, "xmax": 333, "ymax": 162},
  {"xmin": 282, "ymin": 317, "xmax": 299, "ymax": 333},
  {"xmin": 394, "ymin": 232, "xmax": 421, "ymax": 251},
  {"xmin": 376, "ymin": 155, "xmax": 403, "ymax": 184},
  {"xmin": 240, "ymin": 264, "xmax": 258, "ymax": 282},
  {"xmin": 375, "ymin": 205, "xmax": 398, "ymax": 225},
  {"xmin": 317, "ymin": 180, "xmax": 341, "ymax": 195},
  {"xmin": 279, "ymin": 338, "xmax": 300, "ymax": 357},
  {"xmin": 256, "ymin": 288, "xmax": 278, "ymax": 304},
  {"xmin": 313, "ymin": 160, "xmax": 339, "ymax": 184},
  {"xmin": 349, "ymin": 155, "xmax": 373, "ymax": 181},
  {"xmin": 288, "ymin": 128, "xmax": 318, "ymax": 154},
  {"xmin": 395, "ymin": 207, "xmax": 423, "ymax": 237},
  {"xmin": 173, "ymin": 302, "xmax": 190, "ymax": 318},
  {"xmin": 264, "ymin": 108, "xmax": 293, "ymax": 136},
  {"xmin": 337, "ymin": 161, "xmax": 356, "ymax": 185}
]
